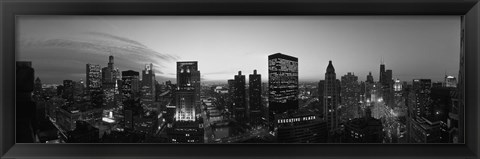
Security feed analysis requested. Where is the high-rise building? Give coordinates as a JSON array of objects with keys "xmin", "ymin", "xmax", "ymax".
[
  {"xmin": 268, "ymin": 53, "xmax": 299, "ymax": 123},
  {"xmin": 324, "ymin": 60, "xmax": 340, "ymax": 133},
  {"xmin": 249, "ymin": 70, "xmax": 262, "ymax": 124},
  {"xmin": 176, "ymin": 61, "xmax": 201, "ymax": 117},
  {"xmin": 379, "ymin": 63, "xmax": 385, "ymax": 84},
  {"xmin": 102, "ymin": 56, "xmax": 117, "ymax": 108},
  {"xmin": 86, "ymin": 64, "xmax": 102, "ymax": 92},
  {"xmin": 168, "ymin": 61, "xmax": 204, "ymax": 143},
  {"xmin": 121, "ymin": 70, "xmax": 140, "ymax": 100},
  {"xmin": 141, "ymin": 63, "xmax": 156, "ymax": 107},
  {"xmin": 411, "ymin": 79, "xmax": 432, "ymax": 117},
  {"xmin": 233, "ymin": 71, "xmax": 247, "ymax": 123},
  {"xmin": 86, "ymin": 64, "xmax": 103, "ymax": 108},
  {"xmin": 340, "ymin": 72, "xmax": 360, "ymax": 119},
  {"xmin": 365, "ymin": 72, "xmax": 374, "ymax": 102}
]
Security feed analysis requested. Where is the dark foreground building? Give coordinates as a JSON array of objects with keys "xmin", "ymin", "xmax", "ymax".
[
  {"xmin": 343, "ymin": 108, "xmax": 383, "ymax": 143},
  {"xmin": 275, "ymin": 110, "xmax": 327, "ymax": 143}
]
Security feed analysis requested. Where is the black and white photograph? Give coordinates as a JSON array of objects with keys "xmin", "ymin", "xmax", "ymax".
[{"xmin": 15, "ymin": 16, "xmax": 464, "ymax": 144}]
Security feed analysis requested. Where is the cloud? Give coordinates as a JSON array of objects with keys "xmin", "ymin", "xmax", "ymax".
[{"xmin": 19, "ymin": 32, "xmax": 181, "ymax": 83}]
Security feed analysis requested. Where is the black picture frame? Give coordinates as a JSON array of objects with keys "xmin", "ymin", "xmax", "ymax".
[{"xmin": 1, "ymin": 0, "xmax": 479, "ymax": 158}]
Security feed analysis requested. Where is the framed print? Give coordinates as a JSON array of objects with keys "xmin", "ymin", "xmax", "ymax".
[{"xmin": 1, "ymin": 0, "xmax": 479, "ymax": 159}]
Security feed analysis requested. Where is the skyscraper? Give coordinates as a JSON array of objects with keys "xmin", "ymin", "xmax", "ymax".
[
  {"xmin": 86, "ymin": 64, "xmax": 102, "ymax": 92},
  {"xmin": 379, "ymin": 62, "xmax": 385, "ymax": 84},
  {"xmin": 141, "ymin": 63, "xmax": 156, "ymax": 107},
  {"xmin": 86, "ymin": 64, "xmax": 103, "ymax": 108},
  {"xmin": 324, "ymin": 60, "xmax": 339, "ymax": 133},
  {"xmin": 169, "ymin": 61, "xmax": 204, "ymax": 143},
  {"xmin": 268, "ymin": 53, "xmax": 299, "ymax": 123},
  {"xmin": 176, "ymin": 61, "xmax": 201, "ymax": 118},
  {"xmin": 249, "ymin": 70, "xmax": 262, "ymax": 124},
  {"xmin": 102, "ymin": 56, "xmax": 117, "ymax": 108},
  {"xmin": 412, "ymin": 79, "xmax": 432, "ymax": 116},
  {"xmin": 121, "ymin": 70, "xmax": 140, "ymax": 100},
  {"xmin": 341, "ymin": 72, "xmax": 360, "ymax": 119},
  {"xmin": 233, "ymin": 71, "xmax": 246, "ymax": 123}
]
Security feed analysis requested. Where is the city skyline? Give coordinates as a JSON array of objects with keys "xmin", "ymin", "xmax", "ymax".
[{"xmin": 18, "ymin": 16, "xmax": 460, "ymax": 84}]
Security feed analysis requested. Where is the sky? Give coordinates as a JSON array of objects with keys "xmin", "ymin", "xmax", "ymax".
[{"xmin": 17, "ymin": 16, "xmax": 460, "ymax": 84}]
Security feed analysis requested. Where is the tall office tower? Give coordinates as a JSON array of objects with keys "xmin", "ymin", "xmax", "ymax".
[
  {"xmin": 341, "ymin": 72, "xmax": 360, "ymax": 119},
  {"xmin": 233, "ymin": 71, "xmax": 247, "ymax": 123},
  {"xmin": 169, "ymin": 61, "xmax": 204, "ymax": 143},
  {"xmin": 249, "ymin": 70, "xmax": 262, "ymax": 124},
  {"xmin": 268, "ymin": 53, "xmax": 299, "ymax": 123},
  {"xmin": 411, "ymin": 79, "xmax": 432, "ymax": 117},
  {"xmin": 379, "ymin": 62, "xmax": 385, "ymax": 84},
  {"xmin": 102, "ymin": 56, "xmax": 118, "ymax": 108},
  {"xmin": 121, "ymin": 70, "xmax": 140, "ymax": 100},
  {"xmin": 86, "ymin": 64, "xmax": 103, "ymax": 108},
  {"xmin": 317, "ymin": 80, "xmax": 325, "ymax": 115},
  {"xmin": 86, "ymin": 64, "xmax": 102, "ymax": 91},
  {"xmin": 176, "ymin": 61, "xmax": 201, "ymax": 118},
  {"xmin": 324, "ymin": 60, "xmax": 339, "ymax": 133},
  {"xmin": 141, "ymin": 63, "xmax": 156, "ymax": 107}
]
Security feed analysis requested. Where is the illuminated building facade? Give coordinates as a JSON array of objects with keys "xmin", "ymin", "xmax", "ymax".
[
  {"xmin": 249, "ymin": 70, "xmax": 262, "ymax": 124},
  {"xmin": 86, "ymin": 64, "xmax": 103, "ymax": 107},
  {"xmin": 275, "ymin": 110, "xmax": 327, "ymax": 143},
  {"xmin": 411, "ymin": 79, "xmax": 432, "ymax": 117},
  {"xmin": 268, "ymin": 53, "xmax": 299, "ymax": 122},
  {"xmin": 340, "ymin": 72, "xmax": 360, "ymax": 119},
  {"xmin": 141, "ymin": 63, "xmax": 156, "ymax": 107},
  {"xmin": 102, "ymin": 56, "xmax": 119, "ymax": 108},
  {"xmin": 121, "ymin": 70, "xmax": 140, "ymax": 100},
  {"xmin": 86, "ymin": 64, "xmax": 102, "ymax": 92},
  {"xmin": 176, "ymin": 61, "xmax": 201, "ymax": 117},
  {"xmin": 168, "ymin": 61, "xmax": 204, "ymax": 143}
]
